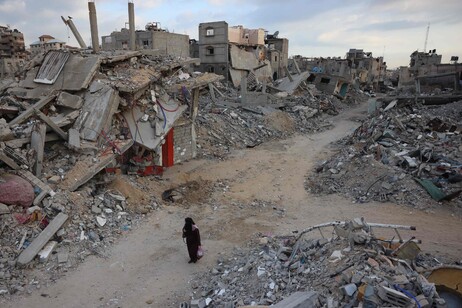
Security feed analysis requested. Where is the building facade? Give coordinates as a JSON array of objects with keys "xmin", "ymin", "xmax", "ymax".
[
  {"xmin": 30, "ymin": 35, "xmax": 66, "ymax": 56},
  {"xmin": 0, "ymin": 26, "xmax": 27, "ymax": 78},
  {"xmin": 101, "ymin": 23, "xmax": 189, "ymax": 58},
  {"xmin": 197, "ymin": 21, "xmax": 230, "ymax": 76},
  {"xmin": 197, "ymin": 21, "xmax": 289, "ymax": 84},
  {"xmin": 0, "ymin": 26, "xmax": 26, "ymax": 59}
]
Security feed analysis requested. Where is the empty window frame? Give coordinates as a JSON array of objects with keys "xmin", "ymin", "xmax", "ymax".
[
  {"xmin": 206, "ymin": 46, "xmax": 214, "ymax": 55},
  {"xmin": 206, "ymin": 28, "xmax": 214, "ymax": 36},
  {"xmin": 320, "ymin": 77, "xmax": 330, "ymax": 84}
]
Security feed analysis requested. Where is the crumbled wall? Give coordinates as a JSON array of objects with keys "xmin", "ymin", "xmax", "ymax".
[{"xmin": 174, "ymin": 120, "xmax": 195, "ymax": 163}]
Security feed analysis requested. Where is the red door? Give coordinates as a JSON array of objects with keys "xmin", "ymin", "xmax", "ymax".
[{"xmin": 162, "ymin": 128, "xmax": 174, "ymax": 167}]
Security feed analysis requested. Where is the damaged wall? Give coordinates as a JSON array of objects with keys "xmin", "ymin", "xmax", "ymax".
[
  {"xmin": 198, "ymin": 21, "xmax": 229, "ymax": 77},
  {"xmin": 173, "ymin": 119, "xmax": 196, "ymax": 164},
  {"xmin": 102, "ymin": 28, "xmax": 189, "ymax": 58}
]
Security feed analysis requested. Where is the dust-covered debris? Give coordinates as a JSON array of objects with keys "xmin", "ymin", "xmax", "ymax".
[
  {"xmin": 186, "ymin": 218, "xmax": 459, "ymax": 307},
  {"xmin": 306, "ymin": 99, "xmax": 462, "ymax": 211}
]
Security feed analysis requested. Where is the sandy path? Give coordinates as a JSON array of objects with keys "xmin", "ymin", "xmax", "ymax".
[{"xmin": 6, "ymin": 104, "xmax": 462, "ymax": 308}]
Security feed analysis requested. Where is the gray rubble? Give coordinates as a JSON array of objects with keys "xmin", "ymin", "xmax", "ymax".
[
  {"xmin": 306, "ymin": 98, "xmax": 462, "ymax": 210},
  {"xmin": 186, "ymin": 218, "xmax": 458, "ymax": 307}
]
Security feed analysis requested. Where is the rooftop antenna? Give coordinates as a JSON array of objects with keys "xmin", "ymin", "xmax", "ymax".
[{"xmin": 423, "ymin": 23, "xmax": 430, "ymax": 53}]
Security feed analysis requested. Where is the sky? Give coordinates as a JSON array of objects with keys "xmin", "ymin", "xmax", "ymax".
[{"xmin": 1, "ymin": 0, "xmax": 461, "ymax": 68}]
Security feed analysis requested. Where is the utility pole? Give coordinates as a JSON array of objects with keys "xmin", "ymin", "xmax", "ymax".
[{"xmin": 423, "ymin": 23, "xmax": 430, "ymax": 53}]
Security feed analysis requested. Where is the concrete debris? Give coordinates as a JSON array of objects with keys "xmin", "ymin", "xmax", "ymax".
[
  {"xmin": 17, "ymin": 213, "xmax": 68, "ymax": 265},
  {"xmin": 196, "ymin": 84, "xmax": 362, "ymax": 158},
  {"xmin": 0, "ymin": 49, "xmax": 214, "ymax": 297},
  {"xmin": 307, "ymin": 99, "xmax": 462, "ymax": 209},
  {"xmin": 37, "ymin": 241, "xmax": 58, "ymax": 263},
  {"xmin": 187, "ymin": 218, "xmax": 452, "ymax": 307}
]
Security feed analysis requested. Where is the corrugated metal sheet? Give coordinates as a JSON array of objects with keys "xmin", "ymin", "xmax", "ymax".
[{"xmin": 34, "ymin": 51, "xmax": 70, "ymax": 84}]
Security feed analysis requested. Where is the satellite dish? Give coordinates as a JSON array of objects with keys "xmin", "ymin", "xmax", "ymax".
[{"xmin": 273, "ymin": 31, "xmax": 279, "ymax": 38}]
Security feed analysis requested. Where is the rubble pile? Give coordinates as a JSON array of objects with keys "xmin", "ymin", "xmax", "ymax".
[
  {"xmin": 187, "ymin": 219, "xmax": 458, "ymax": 307},
  {"xmin": 306, "ymin": 99, "xmax": 462, "ymax": 209},
  {"xmin": 196, "ymin": 85, "xmax": 363, "ymax": 158},
  {"xmin": 0, "ymin": 49, "xmax": 221, "ymax": 296}
]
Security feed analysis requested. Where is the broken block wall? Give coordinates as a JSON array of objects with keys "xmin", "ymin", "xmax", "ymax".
[{"xmin": 174, "ymin": 120, "xmax": 196, "ymax": 164}]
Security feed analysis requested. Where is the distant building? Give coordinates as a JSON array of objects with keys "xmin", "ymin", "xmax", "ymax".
[
  {"xmin": 0, "ymin": 25, "xmax": 27, "ymax": 78},
  {"xmin": 398, "ymin": 49, "xmax": 461, "ymax": 89},
  {"xmin": 30, "ymin": 35, "xmax": 66, "ymax": 56},
  {"xmin": 346, "ymin": 48, "xmax": 387, "ymax": 87},
  {"xmin": 101, "ymin": 22, "xmax": 189, "ymax": 58},
  {"xmin": 266, "ymin": 36, "xmax": 289, "ymax": 80},
  {"xmin": 0, "ymin": 25, "xmax": 26, "ymax": 58},
  {"xmin": 197, "ymin": 21, "xmax": 289, "ymax": 86},
  {"xmin": 409, "ymin": 50, "xmax": 442, "ymax": 70}
]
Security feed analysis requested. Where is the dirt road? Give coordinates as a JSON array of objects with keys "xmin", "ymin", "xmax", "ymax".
[{"xmin": 6, "ymin": 103, "xmax": 462, "ymax": 308}]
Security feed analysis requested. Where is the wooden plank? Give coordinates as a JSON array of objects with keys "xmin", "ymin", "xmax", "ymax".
[
  {"xmin": 8, "ymin": 93, "xmax": 57, "ymax": 127},
  {"xmin": 17, "ymin": 213, "xmax": 68, "ymax": 265},
  {"xmin": 35, "ymin": 109, "xmax": 68, "ymax": 140},
  {"xmin": 68, "ymin": 128, "xmax": 81, "ymax": 149}
]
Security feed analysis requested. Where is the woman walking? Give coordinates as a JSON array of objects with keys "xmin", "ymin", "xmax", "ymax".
[{"xmin": 182, "ymin": 217, "xmax": 202, "ymax": 263}]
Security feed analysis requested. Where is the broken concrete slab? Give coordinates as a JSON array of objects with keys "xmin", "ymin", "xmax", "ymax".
[
  {"xmin": 18, "ymin": 53, "xmax": 100, "ymax": 95},
  {"xmin": 38, "ymin": 241, "xmax": 58, "ymax": 262},
  {"xmin": 57, "ymin": 251, "xmax": 69, "ymax": 264},
  {"xmin": 274, "ymin": 71, "xmax": 310, "ymax": 95},
  {"xmin": 123, "ymin": 103, "xmax": 187, "ymax": 150},
  {"xmin": 68, "ymin": 128, "xmax": 80, "ymax": 149},
  {"xmin": 273, "ymin": 291, "xmax": 319, "ymax": 308},
  {"xmin": 229, "ymin": 44, "xmax": 259, "ymax": 71},
  {"xmin": 56, "ymin": 91, "xmax": 83, "ymax": 110},
  {"xmin": 74, "ymin": 81, "xmax": 120, "ymax": 141},
  {"xmin": 60, "ymin": 139, "xmax": 133, "ymax": 191},
  {"xmin": 17, "ymin": 213, "xmax": 68, "ymax": 265}
]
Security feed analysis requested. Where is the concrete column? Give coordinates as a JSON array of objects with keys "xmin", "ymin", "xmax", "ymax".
[
  {"xmin": 128, "ymin": 2, "xmax": 136, "ymax": 51},
  {"xmin": 88, "ymin": 1, "xmax": 100, "ymax": 52},
  {"xmin": 31, "ymin": 123, "xmax": 46, "ymax": 177},
  {"xmin": 61, "ymin": 16, "xmax": 87, "ymax": 49}
]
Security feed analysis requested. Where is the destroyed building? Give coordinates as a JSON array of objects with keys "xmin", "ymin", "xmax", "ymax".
[
  {"xmin": 346, "ymin": 48, "xmax": 387, "ymax": 88},
  {"xmin": 266, "ymin": 34, "xmax": 289, "ymax": 80},
  {"xmin": 101, "ymin": 24, "xmax": 189, "ymax": 57},
  {"xmin": 0, "ymin": 26, "xmax": 27, "ymax": 78},
  {"xmin": 29, "ymin": 35, "xmax": 66, "ymax": 56},
  {"xmin": 287, "ymin": 49, "xmax": 387, "ymax": 99},
  {"xmin": 409, "ymin": 49, "xmax": 442, "ymax": 69},
  {"xmin": 196, "ymin": 21, "xmax": 288, "ymax": 87},
  {"xmin": 398, "ymin": 49, "xmax": 462, "ymax": 91}
]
